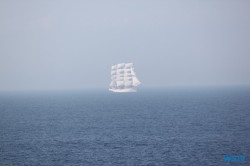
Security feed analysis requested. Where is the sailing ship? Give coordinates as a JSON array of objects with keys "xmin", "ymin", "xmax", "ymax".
[{"xmin": 109, "ymin": 63, "xmax": 141, "ymax": 92}]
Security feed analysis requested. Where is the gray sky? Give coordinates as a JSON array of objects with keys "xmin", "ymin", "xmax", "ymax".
[{"xmin": 1, "ymin": 0, "xmax": 250, "ymax": 91}]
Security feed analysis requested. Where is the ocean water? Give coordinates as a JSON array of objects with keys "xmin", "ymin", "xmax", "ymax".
[{"xmin": 0, "ymin": 89, "xmax": 250, "ymax": 166}]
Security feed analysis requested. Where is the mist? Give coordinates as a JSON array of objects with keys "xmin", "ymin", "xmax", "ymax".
[{"xmin": 1, "ymin": 0, "xmax": 250, "ymax": 91}]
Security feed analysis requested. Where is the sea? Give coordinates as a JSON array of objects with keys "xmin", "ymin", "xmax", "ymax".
[{"xmin": 0, "ymin": 88, "xmax": 250, "ymax": 166}]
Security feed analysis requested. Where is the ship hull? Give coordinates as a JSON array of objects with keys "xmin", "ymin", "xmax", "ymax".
[{"xmin": 109, "ymin": 88, "xmax": 136, "ymax": 93}]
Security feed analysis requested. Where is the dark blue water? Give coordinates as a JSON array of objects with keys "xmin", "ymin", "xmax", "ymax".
[{"xmin": 0, "ymin": 89, "xmax": 250, "ymax": 165}]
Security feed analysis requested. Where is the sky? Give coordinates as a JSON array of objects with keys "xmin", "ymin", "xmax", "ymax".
[{"xmin": 0, "ymin": 0, "xmax": 250, "ymax": 91}]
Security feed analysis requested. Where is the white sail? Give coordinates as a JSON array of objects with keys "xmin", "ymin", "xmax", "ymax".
[
  {"xmin": 125, "ymin": 63, "xmax": 133, "ymax": 68},
  {"xmin": 117, "ymin": 69, "xmax": 124, "ymax": 74},
  {"xmin": 111, "ymin": 65, "xmax": 117, "ymax": 70},
  {"xmin": 124, "ymin": 80, "xmax": 133, "ymax": 87},
  {"xmin": 109, "ymin": 63, "xmax": 141, "ymax": 93},
  {"xmin": 111, "ymin": 70, "xmax": 116, "ymax": 75},
  {"xmin": 132, "ymin": 77, "xmax": 141, "ymax": 86},
  {"xmin": 116, "ymin": 77, "xmax": 124, "ymax": 81},
  {"xmin": 110, "ymin": 80, "xmax": 116, "ymax": 87},
  {"xmin": 116, "ymin": 81, "xmax": 124, "ymax": 87},
  {"xmin": 117, "ymin": 63, "xmax": 125, "ymax": 69}
]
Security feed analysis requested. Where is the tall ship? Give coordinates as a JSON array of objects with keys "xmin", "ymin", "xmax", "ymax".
[{"xmin": 109, "ymin": 63, "xmax": 141, "ymax": 92}]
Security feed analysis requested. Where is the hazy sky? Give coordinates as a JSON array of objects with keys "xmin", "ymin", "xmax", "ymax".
[{"xmin": 1, "ymin": 0, "xmax": 250, "ymax": 91}]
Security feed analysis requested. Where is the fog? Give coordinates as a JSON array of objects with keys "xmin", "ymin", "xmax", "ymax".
[{"xmin": 1, "ymin": 0, "xmax": 250, "ymax": 91}]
